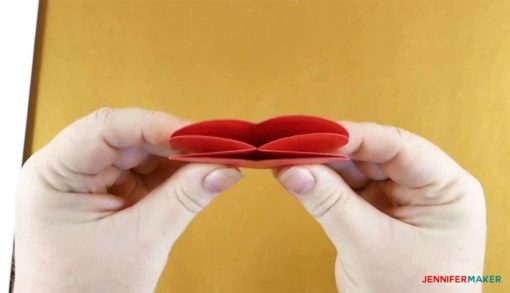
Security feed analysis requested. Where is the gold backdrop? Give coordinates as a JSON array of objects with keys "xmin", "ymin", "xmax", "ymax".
[{"xmin": 28, "ymin": 1, "xmax": 510, "ymax": 292}]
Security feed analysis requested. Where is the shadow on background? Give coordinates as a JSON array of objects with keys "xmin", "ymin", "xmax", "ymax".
[
  {"xmin": 23, "ymin": 0, "xmax": 47, "ymax": 162},
  {"xmin": 11, "ymin": 1, "xmax": 48, "ymax": 292}
]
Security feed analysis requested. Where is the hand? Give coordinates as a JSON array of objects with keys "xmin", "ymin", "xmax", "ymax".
[
  {"xmin": 14, "ymin": 108, "xmax": 243, "ymax": 292},
  {"xmin": 274, "ymin": 122, "xmax": 485, "ymax": 292}
]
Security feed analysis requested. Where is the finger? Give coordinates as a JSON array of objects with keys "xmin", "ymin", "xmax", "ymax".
[
  {"xmin": 108, "ymin": 170, "xmax": 138, "ymax": 197},
  {"xmin": 327, "ymin": 160, "xmax": 370, "ymax": 190},
  {"xmin": 329, "ymin": 161, "xmax": 393, "ymax": 213},
  {"xmin": 49, "ymin": 108, "xmax": 186, "ymax": 175},
  {"xmin": 132, "ymin": 155, "xmax": 165, "ymax": 175},
  {"xmin": 354, "ymin": 161, "xmax": 388, "ymax": 181},
  {"xmin": 108, "ymin": 170, "xmax": 149, "ymax": 206},
  {"xmin": 40, "ymin": 154, "xmax": 123, "ymax": 194},
  {"xmin": 140, "ymin": 160, "xmax": 186, "ymax": 191},
  {"xmin": 41, "ymin": 108, "xmax": 187, "ymax": 192},
  {"xmin": 275, "ymin": 164, "xmax": 398, "ymax": 254},
  {"xmin": 114, "ymin": 164, "xmax": 243, "ymax": 246},
  {"xmin": 114, "ymin": 147, "xmax": 149, "ymax": 170},
  {"xmin": 337, "ymin": 122, "xmax": 463, "ymax": 188},
  {"xmin": 26, "ymin": 191, "xmax": 125, "ymax": 223},
  {"xmin": 358, "ymin": 181, "xmax": 394, "ymax": 212}
]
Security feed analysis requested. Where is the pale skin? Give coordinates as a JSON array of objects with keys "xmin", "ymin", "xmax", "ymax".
[{"xmin": 15, "ymin": 108, "xmax": 485, "ymax": 292}]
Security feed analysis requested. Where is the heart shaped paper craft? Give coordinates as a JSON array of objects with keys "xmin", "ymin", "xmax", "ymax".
[{"xmin": 168, "ymin": 115, "xmax": 349, "ymax": 168}]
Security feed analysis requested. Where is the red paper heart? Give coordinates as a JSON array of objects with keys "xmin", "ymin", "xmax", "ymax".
[{"xmin": 168, "ymin": 115, "xmax": 349, "ymax": 168}]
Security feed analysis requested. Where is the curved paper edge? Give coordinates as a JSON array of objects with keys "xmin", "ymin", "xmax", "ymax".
[
  {"xmin": 259, "ymin": 133, "xmax": 349, "ymax": 153},
  {"xmin": 170, "ymin": 115, "xmax": 349, "ymax": 147},
  {"xmin": 170, "ymin": 135, "xmax": 256, "ymax": 153},
  {"xmin": 169, "ymin": 148, "xmax": 256, "ymax": 159},
  {"xmin": 253, "ymin": 115, "xmax": 349, "ymax": 146},
  {"xmin": 168, "ymin": 155, "xmax": 349, "ymax": 169},
  {"xmin": 171, "ymin": 120, "xmax": 255, "ymax": 144}
]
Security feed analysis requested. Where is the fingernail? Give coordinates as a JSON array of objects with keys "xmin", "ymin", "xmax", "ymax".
[
  {"xmin": 204, "ymin": 167, "xmax": 243, "ymax": 194},
  {"xmin": 278, "ymin": 167, "xmax": 316, "ymax": 195},
  {"xmin": 97, "ymin": 196, "xmax": 125, "ymax": 211}
]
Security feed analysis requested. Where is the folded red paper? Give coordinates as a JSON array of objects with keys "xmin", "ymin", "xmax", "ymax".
[{"xmin": 168, "ymin": 115, "xmax": 350, "ymax": 168}]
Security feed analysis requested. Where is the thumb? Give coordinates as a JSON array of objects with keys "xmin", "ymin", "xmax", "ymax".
[
  {"xmin": 276, "ymin": 165, "xmax": 393, "ymax": 253},
  {"xmin": 117, "ymin": 164, "xmax": 243, "ymax": 246}
]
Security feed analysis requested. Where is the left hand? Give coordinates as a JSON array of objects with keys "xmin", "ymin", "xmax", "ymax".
[{"xmin": 15, "ymin": 108, "xmax": 243, "ymax": 292}]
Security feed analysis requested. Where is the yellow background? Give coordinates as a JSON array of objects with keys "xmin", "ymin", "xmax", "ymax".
[{"xmin": 28, "ymin": 1, "xmax": 510, "ymax": 292}]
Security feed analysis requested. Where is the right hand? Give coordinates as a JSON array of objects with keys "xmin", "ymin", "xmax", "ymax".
[{"xmin": 275, "ymin": 122, "xmax": 486, "ymax": 292}]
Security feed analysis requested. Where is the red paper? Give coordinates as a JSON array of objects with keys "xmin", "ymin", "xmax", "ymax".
[{"xmin": 168, "ymin": 115, "xmax": 349, "ymax": 168}]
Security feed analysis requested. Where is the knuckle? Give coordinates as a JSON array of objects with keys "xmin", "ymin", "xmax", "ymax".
[
  {"xmin": 81, "ymin": 107, "xmax": 116, "ymax": 145},
  {"xmin": 171, "ymin": 181, "xmax": 203, "ymax": 214},
  {"xmin": 457, "ymin": 171, "xmax": 484, "ymax": 199},
  {"xmin": 467, "ymin": 174, "xmax": 484, "ymax": 195},
  {"xmin": 67, "ymin": 108, "xmax": 114, "ymax": 139},
  {"xmin": 461, "ymin": 173, "xmax": 485, "ymax": 210},
  {"xmin": 84, "ymin": 175, "xmax": 106, "ymax": 193},
  {"xmin": 141, "ymin": 109, "xmax": 156, "ymax": 122},
  {"xmin": 392, "ymin": 126, "xmax": 413, "ymax": 143},
  {"xmin": 60, "ymin": 123, "xmax": 82, "ymax": 148},
  {"xmin": 21, "ymin": 150, "xmax": 40, "ymax": 173},
  {"xmin": 18, "ymin": 153, "xmax": 42, "ymax": 188},
  {"xmin": 140, "ymin": 110, "xmax": 158, "ymax": 141},
  {"xmin": 446, "ymin": 173, "xmax": 486, "ymax": 224},
  {"xmin": 313, "ymin": 182, "xmax": 349, "ymax": 219},
  {"xmin": 90, "ymin": 107, "xmax": 114, "ymax": 125}
]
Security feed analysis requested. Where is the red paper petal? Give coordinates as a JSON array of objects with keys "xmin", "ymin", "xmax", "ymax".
[
  {"xmin": 169, "ymin": 156, "xmax": 349, "ymax": 169},
  {"xmin": 168, "ymin": 115, "xmax": 350, "ymax": 169},
  {"xmin": 252, "ymin": 115, "xmax": 348, "ymax": 146},
  {"xmin": 259, "ymin": 133, "xmax": 348, "ymax": 153},
  {"xmin": 170, "ymin": 135, "xmax": 255, "ymax": 153},
  {"xmin": 171, "ymin": 115, "xmax": 348, "ymax": 147},
  {"xmin": 171, "ymin": 120, "xmax": 255, "ymax": 144},
  {"xmin": 171, "ymin": 149, "xmax": 346, "ymax": 160}
]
